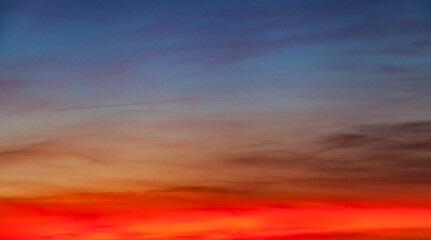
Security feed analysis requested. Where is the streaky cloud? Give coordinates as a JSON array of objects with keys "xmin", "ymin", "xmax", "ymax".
[{"xmin": 57, "ymin": 97, "xmax": 201, "ymax": 111}]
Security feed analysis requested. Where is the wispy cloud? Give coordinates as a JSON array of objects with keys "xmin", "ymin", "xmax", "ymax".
[{"xmin": 57, "ymin": 97, "xmax": 201, "ymax": 111}]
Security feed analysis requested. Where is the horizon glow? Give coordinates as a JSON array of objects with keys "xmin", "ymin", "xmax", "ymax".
[{"xmin": 1, "ymin": 0, "xmax": 431, "ymax": 239}]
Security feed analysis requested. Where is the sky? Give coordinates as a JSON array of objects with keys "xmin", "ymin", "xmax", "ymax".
[{"xmin": 1, "ymin": 0, "xmax": 431, "ymax": 239}]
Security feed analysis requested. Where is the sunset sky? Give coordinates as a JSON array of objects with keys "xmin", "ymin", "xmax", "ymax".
[{"xmin": 1, "ymin": 0, "xmax": 431, "ymax": 239}]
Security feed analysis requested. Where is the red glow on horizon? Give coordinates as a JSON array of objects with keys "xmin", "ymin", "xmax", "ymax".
[{"xmin": 1, "ymin": 193, "xmax": 431, "ymax": 240}]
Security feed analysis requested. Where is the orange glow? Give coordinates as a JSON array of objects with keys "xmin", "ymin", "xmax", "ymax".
[
  {"xmin": 1, "ymin": 193, "xmax": 431, "ymax": 240},
  {"xmin": 2, "ymin": 1, "xmax": 431, "ymax": 239}
]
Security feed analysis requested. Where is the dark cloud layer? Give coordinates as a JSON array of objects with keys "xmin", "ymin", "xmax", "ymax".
[
  {"xmin": 310, "ymin": 121, "xmax": 431, "ymax": 188},
  {"xmin": 323, "ymin": 121, "xmax": 431, "ymax": 151},
  {"xmin": 226, "ymin": 121, "xmax": 431, "ymax": 192}
]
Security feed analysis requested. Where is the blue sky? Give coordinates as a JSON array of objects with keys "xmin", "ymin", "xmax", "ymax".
[
  {"xmin": 1, "ymin": 0, "xmax": 431, "ymax": 116},
  {"xmin": 1, "ymin": 0, "xmax": 431, "ymax": 197}
]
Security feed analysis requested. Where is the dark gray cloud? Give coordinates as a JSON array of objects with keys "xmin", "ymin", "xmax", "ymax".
[
  {"xmin": 323, "ymin": 121, "xmax": 431, "ymax": 151},
  {"xmin": 226, "ymin": 121, "xmax": 431, "ymax": 192},
  {"xmin": 309, "ymin": 121, "xmax": 431, "ymax": 188}
]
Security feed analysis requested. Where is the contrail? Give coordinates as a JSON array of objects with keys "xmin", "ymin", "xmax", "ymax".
[{"xmin": 57, "ymin": 97, "xmax": 199, "ymax": 111}]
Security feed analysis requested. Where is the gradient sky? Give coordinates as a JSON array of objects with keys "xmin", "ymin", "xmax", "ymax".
[{"xmin": 1, "ymin": 0, "xmax": 431, "ymax": 239}]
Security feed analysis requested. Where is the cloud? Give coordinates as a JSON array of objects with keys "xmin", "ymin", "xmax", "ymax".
[
  {"xmin": 227, "ymin": 149, "xmax": 311, "ymax": 169},
  {"xmin": 103, "ymin": 1, "xmax": 431, "ymax": 71},
  {"xmin": 321, "ymin": 121, "xmax": 431, "ymax": 151},
  {"xmin": 0, "ymin": 78, "xmax": 59, "ymax": 95},
  {"xmin": 320, "ymin": 63, "xmax": 421, "ymax": 77},
  {"xmin": 343, "ymin": 39, "xmax": 431, "ymax": 56},
  {"xmin": 149, "ymin": 186, "xmax": 248, "ymax": 196},
  {"xmin": 0, "ymin": 138, "xmax": 102, "ymax": 165},
  {"xmin": 56, "ymin": 97, "xmax": 201, "ymax": 111},
  {"xmin": 224, "ymin": 120, "xmax": 431, "ymax": 193},
  {"xmin": 346, "ymin": 48, "xmax": 422, "ymax": 56},
  {"xmin": 0, "ymin": 77, "xmax": 62, "ymax": 116},
  {"xmin": 309, "ymin": 121, "xmax": 431, "ymax": 187},
  {"xmin": 229, "ymin": 228, "xmax": 431, "ymax": 240}
]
